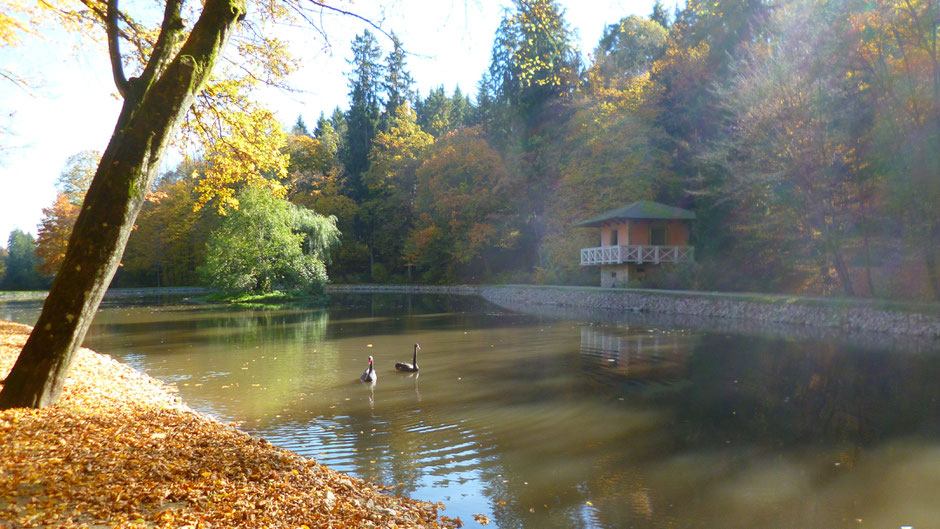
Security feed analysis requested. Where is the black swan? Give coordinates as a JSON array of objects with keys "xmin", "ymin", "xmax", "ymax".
[
  {"xmin": 360, "ymin": 355, "xmax": 377, "ymax": 382},
  {"xmin": 395, "ymin": 344, "xmax": 421, "ymax": 372}
]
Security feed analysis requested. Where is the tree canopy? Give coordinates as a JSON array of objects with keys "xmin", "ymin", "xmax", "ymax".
[
  {"xmin": 201, "ymin": 187, "xmax": 339, "ymax": 295},
  {"xmin": 4, "ymin": 0, "xmax": 940, "ymax": 409}
]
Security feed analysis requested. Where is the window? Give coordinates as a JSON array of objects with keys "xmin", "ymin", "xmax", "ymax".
[
  {"xmin": 610, "ymin": 228, "xmax": 618, "ymax": 246},
  {"xmin": 650, "ymin": 224, "xmax": 666, "ymax": 246}
]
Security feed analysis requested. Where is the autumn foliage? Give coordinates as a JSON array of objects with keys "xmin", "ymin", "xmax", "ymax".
[{"xmin": 0, "ymin": 321, "xmax": 462, "ymax": 528}]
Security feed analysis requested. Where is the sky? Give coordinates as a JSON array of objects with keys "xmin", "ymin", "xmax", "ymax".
[{"xmin": 0, "ymin": 0, "xmax": 658, "ymax": 245}]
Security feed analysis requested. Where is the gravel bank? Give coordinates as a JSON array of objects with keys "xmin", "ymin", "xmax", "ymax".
[{"xmin": 327, "ymin": 284, "xmax": 940, "ymax": 339}]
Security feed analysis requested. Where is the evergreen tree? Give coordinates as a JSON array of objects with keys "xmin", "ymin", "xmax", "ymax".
[
  {"xmin": 292, "ymin": 115, "xmax": 310, "ymax": 136},
  {"xmin": 449, "ymin": 86, "xmax": 472, "ymax": 130},
  {"xmin": 489, "ymin": 0, "xmax": 580, "ymax": 123},
  {"xmin": 328, "ymin": 107, "xmax": 347, "ymax": 155},
  {"xmin": 0, "ymin": 247, "xmax": 6, "ymax": 285},
  {"xmin": 382, "ymin": 33, "xmax": 415, "ymax": 128},
  {"xmin": 472, "ymin": 74, "xmax": 496, "ymax": 130},
  {"xmin": 651, "ymin": 0, "xmax": 671, "ymax": 28},
  {"xmin": 342, "ymin": 30, "xmax": 384, "ymax": 200},
  {"xmin": 1, "ymin": 230, "xmax": 46, "ymax": 291},
  {"xmin": 416, "ymin": 86, "xmax": 453, "ymax": 137}
]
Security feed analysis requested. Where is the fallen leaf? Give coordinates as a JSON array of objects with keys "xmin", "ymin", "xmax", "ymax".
[{"xmin": 473, "ymin": 513, "xmax": 490, "ymax": 525}]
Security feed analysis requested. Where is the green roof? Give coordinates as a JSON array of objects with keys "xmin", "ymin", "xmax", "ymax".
[{"xmin": 574, "ymin": 200, "xmax": 695, "ymax": 227}]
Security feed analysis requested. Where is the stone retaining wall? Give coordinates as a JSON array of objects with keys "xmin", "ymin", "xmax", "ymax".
[{"xmin": 327, "ymin": 284, "xmax": 940, "ymax": 339}]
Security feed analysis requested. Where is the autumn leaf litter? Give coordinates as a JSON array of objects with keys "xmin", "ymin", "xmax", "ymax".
[{"xmin": 0, "ymin": 320, "xmax": 462, "ymax": 528}]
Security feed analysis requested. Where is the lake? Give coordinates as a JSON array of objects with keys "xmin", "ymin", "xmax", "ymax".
[{"xmin": 3, "ymin": 292, "xmax": 940, "ymax": 528}]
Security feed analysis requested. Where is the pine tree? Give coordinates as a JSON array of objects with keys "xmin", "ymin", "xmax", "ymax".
[
  {"xmin": 651, "ymin": 0, "xmax": 671, "ymax": 28},
  {"xmin": 0, "ymin": 230, "xmax": 46, "ymax": 291},
  {"xmin": 472, "ymin": 74, "xmax": 496, "ymax": 130},
  {"xmin": 342, "ymin": 30, "xmax": 385, "ymax": 200},
  {"xmin": 416, "ymin": 86, "xmax": 452, "ymax": 137},
  {"xmin": 292, "ymin": 115, "xmax": 310, "ymax": 136},
  {"xmin": 382, "ymin": 33, "xmax": 415, "ymax": 127},
  {"xmin": 449, "ymin": 86, "xmax": 472, "ymax": 130},
  {"xmin": 488, "ymin": 0, "xmax": 580, "ymax": 122}
]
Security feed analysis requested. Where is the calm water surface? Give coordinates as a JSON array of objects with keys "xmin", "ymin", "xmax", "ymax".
[{"xmin": 3, "ymin": 293, "xmax": 940, "ymax": 529}]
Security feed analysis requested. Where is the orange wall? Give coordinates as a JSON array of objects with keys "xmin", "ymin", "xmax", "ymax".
[
  {"xmin": 667, "ymin": 221, "xmax": 690, "ymax": 245},
  {"xmin": 630, "ymin": 221, "xmax": 649, "ymax": 245},
  {"xmin": 598, "ymin": 220, "xmax": 691, "ymax": 246},
  {"xmin": 600, "ymin": 224, "xmax": 628, "ymax": 246}
]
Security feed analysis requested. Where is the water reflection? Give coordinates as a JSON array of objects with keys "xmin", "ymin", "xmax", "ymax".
[{"xmin": 1, "ymin": 293, "xmax": 940, "ymax": 528}]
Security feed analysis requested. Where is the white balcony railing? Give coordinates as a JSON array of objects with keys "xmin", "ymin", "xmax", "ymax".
[{"xmin": 580, "ymin": 245, "xmax": 694, "ymax": 266}]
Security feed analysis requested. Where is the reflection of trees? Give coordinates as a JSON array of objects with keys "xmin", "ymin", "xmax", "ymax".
[
  {"xmin": 49, "ymin": 293, "xmax": 940, "ymax": 529},
  {"xmin": 671, "ymin": 334, "xmax": 940, "ymax": 448},
  {"xmin": 85, "ymin": 301, "xmax": 335, "ymax": 420}
]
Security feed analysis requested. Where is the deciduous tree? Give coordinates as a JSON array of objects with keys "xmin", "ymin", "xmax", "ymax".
[
  {"xmin": 361, "ymin": 104, "xmax": 432, "ymax": 276},
  {"xmin": 0, "ymin": 0, "xmax": 341, "ymax": 409},
  {"xmin": 34, "ymin": 151, "xmax": 99, "ymax": 276},
  {"xmin": 200, "ymin": 187, "xmax": 339, "ymax": 294},
  {"xmin": 406, "ymin": 128, "xmax": 520, "ymax": 282},
  {"xmin": 716, "ymin": 0, "xmax": 874, "ymax": 295}
]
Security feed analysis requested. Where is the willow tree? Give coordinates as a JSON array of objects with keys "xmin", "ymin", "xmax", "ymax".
[{"xmin": 0, "ymin": 0, "xmax": 348, "ymax": 409}]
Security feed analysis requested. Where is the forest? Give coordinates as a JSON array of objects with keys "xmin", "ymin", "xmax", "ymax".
[{"xmin": 1, "ymin": 0, "xmax": 937, "ymax": 301}]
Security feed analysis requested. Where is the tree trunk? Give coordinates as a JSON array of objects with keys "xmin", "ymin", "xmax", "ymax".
[{"xmin": 0, "ymin": 0, "xmax": 245, "ymax": 409}]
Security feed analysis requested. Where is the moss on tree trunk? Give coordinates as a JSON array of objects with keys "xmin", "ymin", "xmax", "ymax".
[{"xmin": 0, "ymin": 0, "xmax": 245, "ymax": 409}]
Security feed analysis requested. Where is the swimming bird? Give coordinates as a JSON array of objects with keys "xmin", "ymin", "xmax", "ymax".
[
  {"xmin": 360, "ymin": 355, "xmax": 377, "ymax": 382},
  {"xmin": 395, "ymin": 344, "xmax": 421, "ymax": 372}
]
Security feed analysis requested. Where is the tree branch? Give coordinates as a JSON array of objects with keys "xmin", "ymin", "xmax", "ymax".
[
  {"xmin": 138, "ymin": 0, "xmax": 186, "ymax": 92},
  {"xmin": 305, "ymin": 0, "xmax": 394, "ymax": 41},
  {"xmin": 106, "ymin": 0, "xmax": 129, "ymax": 97}
]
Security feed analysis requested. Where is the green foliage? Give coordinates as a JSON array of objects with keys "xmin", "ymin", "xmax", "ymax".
[
  {"xmin": 489, "ymin": 0, "xmax": 580, "ymax": 119},
  {"xmin": 200, "ymin": 188, "xmax": 339, "ymax": 295},
  {"xmin": 342, "ymin": 30, "xmax": 384, "ymax": 198},
  {"xmin": 0, "ymin": 229, "xmax": 46, "ymax": 291},
  {"xmin": 314, "ymin": 112, "xmax": 340, "ymax": 156},
  {"xmin": 361, "ymin": 104, "xmax": 433, "ymax": 276},
  {"xmin": 52, "ymin": 0, "xmax": 938, "ymax": 301},
  {"xmin": 594, "ymin": 15, "xmax": 667, "ymax": 80},
  {"xmin": 382, "ymin": 33, "xmax": 414, "ymax": 126}
]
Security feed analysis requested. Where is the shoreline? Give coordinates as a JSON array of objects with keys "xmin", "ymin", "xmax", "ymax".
[
  {"xmin": 0, "ymin": 320, "xmax": 462, "ymax": 528},
  {"xmin": 325, "ymin": 284, "xmax": 940, "ymax": 340},
  {"xmin": 4, "ymin": 283, "xmax": 937, "ymax": 339}
]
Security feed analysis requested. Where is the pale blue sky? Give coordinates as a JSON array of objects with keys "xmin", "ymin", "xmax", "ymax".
[{"xmin": 0, "ymin": 0, "xmax": 658, "ymax": 244}]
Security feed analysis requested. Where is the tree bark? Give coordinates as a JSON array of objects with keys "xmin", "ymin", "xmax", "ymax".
[{"xmin": 0, "ymin": 0, "xmax": 245, "ymax": 409}]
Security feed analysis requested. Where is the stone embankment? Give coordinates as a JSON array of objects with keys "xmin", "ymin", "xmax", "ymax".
[{"xmin": 327, "ymin": 284, "xmax": 940, "ymax": 339}]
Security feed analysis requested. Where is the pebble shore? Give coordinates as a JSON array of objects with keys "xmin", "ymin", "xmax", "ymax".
[{"xmin": 327, "ymin": 284, "xmax": 940, "ymax": 339}]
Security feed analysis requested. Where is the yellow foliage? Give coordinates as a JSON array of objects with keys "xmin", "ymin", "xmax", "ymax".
[
  {"xmin": 184, "ymin": 78, "xmax": 290, "ymax": 213},
  {"xmin": 3, "ymin": 0, "xmax": 301, "ymax": 215}
]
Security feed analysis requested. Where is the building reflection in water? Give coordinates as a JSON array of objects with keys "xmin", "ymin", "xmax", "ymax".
[{"xmin": 579, "ymin": 324, "xmax": 695, "ymax": 382}]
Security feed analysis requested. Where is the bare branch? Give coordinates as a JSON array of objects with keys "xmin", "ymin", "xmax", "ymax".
[
  {"xmin": 106, "ymin": 0, "xmax": 129, "ymax": 97},
  {"xmin": 305, "ymin": 0, "xmax": 394, "ymax": 41}
]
